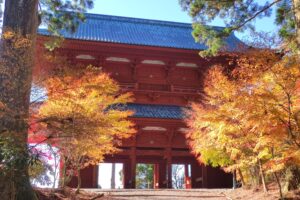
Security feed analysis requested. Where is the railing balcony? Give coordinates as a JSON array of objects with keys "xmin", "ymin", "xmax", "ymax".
[{"xmin": 120, "ymin": 83, "xmax": 200, "ymax": 94}]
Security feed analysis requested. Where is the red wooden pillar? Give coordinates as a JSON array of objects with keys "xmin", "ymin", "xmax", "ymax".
[
  {"xmin": 92, "ymin": 165, "xmax": 98, "ymax": 188},
  {"xmin": 202, "ymin": 165, "xmax": 208, "ymax": 188},
  {"xmin": 191, "ymin": 162, "xmax": 203, "ymax": 188},
  {"xmin": 166, "ymin": 129, "xmax": 174, "ymax": 188},
  {"xmin": 184, "ymin": 164, "xmax": 189, "ymax": 178},
  {"xmin": 123, "ymin": 159, "xmax": 131, "ymax": 189},
  {"xmin": 159, "ymin": 161, "xmax": 167, "ymax": 188},
  {"xmin": 154, "ymin": 163, "xmax": 159, "ymax": 188},
  {"xmin": 130, "ymin": 146, "xmax": 136, "ymax": 188},
  {"xmin": 184, "ymin": 164, "xmax": 192, "ymax": 189},
  {"xmin": 166, "ymin": 147, "xmax": 172, "ymax": 188}
]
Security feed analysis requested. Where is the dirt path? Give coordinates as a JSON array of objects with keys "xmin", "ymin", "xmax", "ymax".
[{"xmin": 84, "ymin": 189, "xmax": 230, "ymax": 200}]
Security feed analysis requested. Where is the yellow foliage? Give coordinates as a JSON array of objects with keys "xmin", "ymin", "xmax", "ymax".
[
  {"xmin": 186, "ymin": 50, "xmax": 300, "ymax": 185},
  {"xmin": 38, "ymin": 66, "xmax": 136, "ymax": 171},
  {"xmin": 2, "ymin": 30, "xmax": 15, "ymax": 40}
]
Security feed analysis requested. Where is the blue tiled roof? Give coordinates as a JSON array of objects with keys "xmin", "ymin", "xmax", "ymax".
[
  {"xmin": 38, "ymin": 13, "xmax": 243, "ymax": 51},
  {"xmin": 113, "ymin": 103, "xmax": 185, "ymax": 119}
]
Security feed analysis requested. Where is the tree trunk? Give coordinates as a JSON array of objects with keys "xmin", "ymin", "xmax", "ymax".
[
  {"xmin": 111, "ymin": 163, "xmax": 116, "ymax": 189},
  {"xmin": 237, "ymin": 168, "xmax": 246, "ymax": 187},
  {"xmin": 61, "ymin": 158, "xmax": 67, "ymax": 188},
  {"xmin": 293, "ymin": 0, "xmax": 300, "ymax": 50},
  {"xmin": 0, "ymin": 0, "xmax": 39, "ymax": 200},
  {"xmin": 50, "ymin": 146, "xmax": 59, "ymax": 189},
  {"xmin": 76, "ymin": 165, "xmax": 81, "ymax": 194},
  {"xmin": 258, "ymin": 159, "xmax": 268, "ymax": 193},
  {"xmin": 284, "ymin": 165, "xmax": 300, "ymax": 191},
  {"xmin": 232, "ymin": 170, "xmax": 237, "ymax": 189},
  {"xmin": 273, "ymin": 172, "xmax": 284, "ymax": 200},
  {"xmin": 61, "ymin": 156, "xmax": 72, "ymax": 188}
]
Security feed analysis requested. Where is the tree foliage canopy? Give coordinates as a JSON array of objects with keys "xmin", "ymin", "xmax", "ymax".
[
  {"xmin": 180, "ymin": 0, "xmax": 300, "ymax": 55},
  {"xmin": 32, "ymin": 62, "xmax": 136, "ymax": 188},
  {"xmin": 186, "ymin": 50, "xmax": 300, "ymax": 193}
]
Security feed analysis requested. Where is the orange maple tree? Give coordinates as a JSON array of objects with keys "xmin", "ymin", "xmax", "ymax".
[
  {"xmin": 31, "ymin": 60, "xmax": 135, "ymax": 191},
  {"xmin": 186, "ymin": 50, "xmax": 300, "ymax": 197}
]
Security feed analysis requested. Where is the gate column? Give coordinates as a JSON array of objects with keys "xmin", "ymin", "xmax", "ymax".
[
  {"xmin": 166, "ymin": 147, "xmax": 172, "ymax": 188},
  {"xmin": 159, "ymin": 160, "xmax": 167, "ymax": 188},
  {"xmin": 154, "ymin": 163, "xmax": 160, "ymax": 188},
  {"xmin": 129, "ymin": 146, "xmax": 136, "ymax": 188}
]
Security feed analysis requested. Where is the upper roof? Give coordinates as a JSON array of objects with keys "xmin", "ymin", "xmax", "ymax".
[{"xmin": 38, "ymin": 13, "xmax": 243, "ymax": 51}]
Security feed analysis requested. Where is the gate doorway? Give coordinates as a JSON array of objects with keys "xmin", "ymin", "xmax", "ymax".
[
  {"xmin": 98, "ymin": 163, "xmax": 124, "ymax": 189},
  {"xmin": 172, "ymin": 164, "xmax": 192, "ymax": 189},
  {"xmin": 135, "ymin": 163, "xmax": 154, "ymax": 189}
]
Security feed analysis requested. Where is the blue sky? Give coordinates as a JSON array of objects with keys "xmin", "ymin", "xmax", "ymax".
[{"xmin": 90, "ymin": 0, "xmax": 278, "ymax": 41}]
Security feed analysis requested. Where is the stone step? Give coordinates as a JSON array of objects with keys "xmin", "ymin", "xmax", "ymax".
[{"xmin": 84, "ymin": 189, "xmax": 230, "ymax": 200}]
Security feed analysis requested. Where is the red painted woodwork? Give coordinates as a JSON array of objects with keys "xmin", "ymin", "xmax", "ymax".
[
  {"xmin": 154, "ymin": 164, "xmax": 159, "ymax": 189},
  {"xmin": 185, "ymin": 177, "xmax": 192, "ymax": 189},
  {"xmin": 68, "ymin": 165, "xmax": 98, "ymax": 188},
  {"xmin": 36, "ymin": 35, "xmax": 233, "ymax": 189}
]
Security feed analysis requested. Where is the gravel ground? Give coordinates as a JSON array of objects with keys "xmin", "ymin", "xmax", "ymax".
[{"xmin": 84, "ymin": 189, "xmax": 231, "ymax": 200}]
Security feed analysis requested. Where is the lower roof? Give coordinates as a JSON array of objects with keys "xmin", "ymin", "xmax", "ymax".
[{"xmin": 114, "ymin": 103, "xmax": 186, "ymax": 120}]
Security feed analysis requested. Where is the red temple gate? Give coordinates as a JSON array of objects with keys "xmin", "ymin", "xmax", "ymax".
[{"xmin": 36, "ymin": 13, "xmax": 241, "ymax": 189}]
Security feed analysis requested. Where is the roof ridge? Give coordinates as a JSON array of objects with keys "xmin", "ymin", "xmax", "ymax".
[
  {"xmin": 84, "ymin": 12, "xmax": 225, "ymax": 30},
  {"xmin": 84, "ymin": 12, "xmax": 192, "ymax": 28}
]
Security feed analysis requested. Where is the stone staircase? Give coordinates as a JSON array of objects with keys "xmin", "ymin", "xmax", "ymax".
[{"xmin": 84, "ymin": 189, "xmax": 231, "ymax": 200}]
